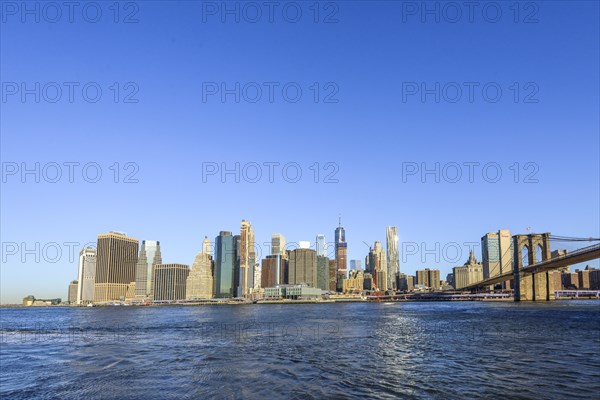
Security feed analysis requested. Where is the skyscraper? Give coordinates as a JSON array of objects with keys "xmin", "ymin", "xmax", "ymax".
[
  {"xmin": 386, "ymin": 226, "xmax": 399, "ymax": 291},
  {"xmin": 253, "ymin": 262, "xmax": 261, "ymax": 290},
  {"xmin": 186, "ymin": 237, "xmax": 214, "ymax": 299},
  {"xmin": 335, "ymin": 217, "xmax": 347, "ymax": 292},
  {"xmin": 68, "ymin": 280, "xmax": 78, "ymax": 304},
  {"xmin": 135, "ymin": 240, "xmax": 162, "ymax": 298},
  {"xmin": 271, "ymin": 233, "xmax": 286, "ymax": 256},
  {"xmin": 153, "ymin": 264, "xmax": 189, "ymax": 301},
  {"xmin": 316, "ymin": 234, "xmax": 327, "ymax": 257},
  {"xmin": 261, "ymin": 255, "xmax": 285, "ymax": 288},
  {"xmin": 94, "ymin": 232, "xmax": 139, "ymax": 302},
  {"xmin": 76, "ymin": 247, "xmax": 96, "ymax": 305},
  {"xmin": 350, "ymin": 260, "xmax": 362, "ymax": 270},
  {"xmin": 397, "ymin": 273, "xmax": 414, "ymax": 291},
  {"xmin": 317, "ymin": 255, "xmax": 329, "ymax": 291},
  {"xmin": 288, "ymin": 248, "xmax": 318, "ymax": 287},
  {"xmin": 416, "ymin": 268, "xmax": 441, "ymax": 290},
  {"xmin": 372, "ymin": 241, "xmax": 388, "ymax": 291},
  {"xmin": 214, "ymin": 231, "xmax": 235, "ymax": 298},
  {"xmin": 239, "ymin": 220, "xmax": 256, "ymax": 297},
  {"xmin": 328, "ymin": 259, "xmax": 337, "ymax": 291},
  {"xmin": 482, "ymin": 229, "xmax": 513, "ymax": 288}
]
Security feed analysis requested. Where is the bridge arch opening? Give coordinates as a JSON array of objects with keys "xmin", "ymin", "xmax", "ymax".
[
  {"xmin": 521, "ymin": 245, "xmax": 530, "ymax": 267},
  {"xmin": 536, "ymin": 244, "xmax": 544, "ymax": 264}
]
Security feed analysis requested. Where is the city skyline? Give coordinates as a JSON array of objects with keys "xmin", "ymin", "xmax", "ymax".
[{"xmin": 3, "ymin": 217, "xmax": 599, "ymax": 303}]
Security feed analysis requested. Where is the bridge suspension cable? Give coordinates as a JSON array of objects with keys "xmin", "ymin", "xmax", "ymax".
[{"xmin": 549, "ymin": 235, "xmax": 600, "ymax": 242}]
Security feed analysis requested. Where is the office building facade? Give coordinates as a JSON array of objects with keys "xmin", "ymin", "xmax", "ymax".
[
  {"xmin": 482, "ymin": 230, "xmax": 513, "ymax": 279},
  {"xmin": 94, "ymin": 232, "xmax": 139, "ymax": 302},
  {"xmin": 153, "ymin": 263, "xmax": 189, "ymax": 301},
  {"xmin": 288, "ymin": 248, "xmax": 318, "ymax": 288},
  {"xmin": 68, "ymin": 280, "xmax": 78, "ymax": 304},
  {"xmin": 386, "ymin": 226, "xmax": 399, "ymax": 291},
  {"xmin": 335, "ymin": 218, "xmax": 348, "ymax": 292},
  {"xmin": 135, "ymin": 240, "xmax": 162, "ymax": 298},
  {"xmin": 316, "ymin": 234, "xmax": 327, "ymax": 257},
  {"xmin": 272, "ymin": 233, "xmax": 286, "ymax": 256},
  {"xmin": 214, "ymin": 231, "xmax": 236, "ymax": 298},
  {"xmin": 317, "ymin": 255, "xmax": 329, "ymax": 291},
  {"xmin": 452, "ymin": 250, "xmax": 484, "ymax": 289},
  {"xmin": 416, "ymin": 268, "xmax": 441, "ymax": 290},
  {"xmin": 76, "ymin": 247, "xmax": 96, "ymax": 304},
  {"xmin": 239, "ymin": 220, "xmax": 256, "ymax": 297},
  {"xmin": 186, "ymin": 237, "xmax": 214, "ymax": 299}
]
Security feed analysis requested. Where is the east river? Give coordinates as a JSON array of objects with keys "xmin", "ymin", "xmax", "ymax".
[{"xmin": 1, "ymin": 301, "xmax": 599, "ymax": 399}]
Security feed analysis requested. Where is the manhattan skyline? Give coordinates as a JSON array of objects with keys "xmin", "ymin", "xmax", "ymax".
[{"xmin": 1, "ymin": 217, "xmax": 599, "ymax": 303}]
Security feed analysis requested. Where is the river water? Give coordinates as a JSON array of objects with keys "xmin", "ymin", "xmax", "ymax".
[{"xmin": 1, "ymin": 301, "xmax": 599, "ymax": 399}]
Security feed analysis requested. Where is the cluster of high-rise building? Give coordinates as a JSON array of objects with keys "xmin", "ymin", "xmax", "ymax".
[
  {"xmin": 67, "ymin": 223, "xmax": 596, "ymax": 303},
  {"xmin": 67, "ymin": 220, "xmax": 407, "ymax": 303}
]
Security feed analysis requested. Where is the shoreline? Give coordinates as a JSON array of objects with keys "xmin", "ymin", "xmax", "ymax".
[{"xmin": 2, "ymin": 297, "xmax": 599, "ymax": 308}]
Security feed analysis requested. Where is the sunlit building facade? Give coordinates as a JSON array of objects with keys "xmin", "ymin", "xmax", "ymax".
[
  {"xmin": 76, "ymin": 247, "xmax": 96, "ymax": 304},
  {"xmin": 135, "ymin": 240, "xmax": 162, "ymax": 298},
  {"xmin": 153, "ymin": 263, "xmax": 189, "ymax": 301},
  {"xmin": 386, "ymin": 226, "xmax": 399, "ymax": 291},
  {"xmin": 186, "ymin": 237, "xmax": 214, "ymax": 299},
  {"xmin": 94, "ymin": 232, "xmax": 139, "ymax": 302}
]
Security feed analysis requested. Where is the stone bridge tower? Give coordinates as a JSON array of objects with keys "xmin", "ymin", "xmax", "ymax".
[{"xmin": 512, "ymin": 233, "xmax": 554, "ymax": 301}]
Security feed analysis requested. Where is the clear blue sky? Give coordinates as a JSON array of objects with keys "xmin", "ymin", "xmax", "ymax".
[{"xmin": 1, "ymin": 1, "xmax": 599, "ymax": 303}]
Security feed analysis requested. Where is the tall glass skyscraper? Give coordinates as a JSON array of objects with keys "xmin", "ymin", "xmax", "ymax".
[
  {"xmin": 386, "ymin": 226, "xmax": 399, "ymax": 291},
  {"xmin": 214, "ymin": 231, "xmax": 236, "ymax": 298},
  {"xmin": 481, "ymin": 229, "xmax": 513, "ymax": 288},
  {"xmin": 335, "ymin": 217, "xmax": 347, "ymax": 292},
  {"xmin": 135, "ymin": 240, "xmax": 162, "ymax": 298},
  {"xmin": 481, "ymin": 229, "xmax": 512, "ymax": 279},
  {"xmin": 350, "ymin": 260, "xmax": 362, "ymax": 270},
  {"xmin": 316, "ymin": 234, "xmax": 327, "ymax": 257}
]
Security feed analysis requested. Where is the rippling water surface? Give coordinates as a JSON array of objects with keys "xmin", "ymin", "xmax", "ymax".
[{"xmin": 1, "ymin": 301, "xmax": 599, "ymax": 399}]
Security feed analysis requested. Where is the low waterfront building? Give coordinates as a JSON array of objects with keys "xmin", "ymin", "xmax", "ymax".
[
  {"xmin": 22, "ymin": 295, "xmax": 35, "ymax": 306},
  {"xmin": 22, "ymin": 296, "xmax": 61, "ymax": 306},
  {"xmin": 264, "ymin": 284, "xmax": 322, "ymax": 300}
]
